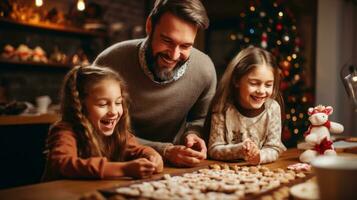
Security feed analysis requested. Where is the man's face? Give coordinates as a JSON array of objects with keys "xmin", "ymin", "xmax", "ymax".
[{"xmin": 147, "ymin": 12, "xmax": 198, "ymax": 81}]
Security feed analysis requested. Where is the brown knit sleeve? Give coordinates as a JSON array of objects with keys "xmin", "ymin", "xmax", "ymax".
[
  {"xmin": 43, "ymin": 128, "xmax": 127, "ymax": 181},
  {"xmin": 122, "ymin": 133, "xmax": 161, "ymax": 161}
]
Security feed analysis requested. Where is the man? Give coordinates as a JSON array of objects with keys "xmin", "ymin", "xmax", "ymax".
[{"xmin": 94, "ymin": 0, "xmax": 216, "ymax": 167}]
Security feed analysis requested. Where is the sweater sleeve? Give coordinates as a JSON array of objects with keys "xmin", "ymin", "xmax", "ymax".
[
  {"xmin": 207, "ymin": 113, "xmax": 245, "ymax": 161},
  {"xmin": 136, "ymin": 137, "xmax": 173, "ymax": 156},
  {"xmin": 45, "ymin": 130, "xmax": 127, "ymax": 180},
  {"xmin": 259, "ymin": 101, "xmax": 287, "ymax": 164},
  {"xmin": 122, "ymin": 133, "xmax": 162, "ymax": 160}
]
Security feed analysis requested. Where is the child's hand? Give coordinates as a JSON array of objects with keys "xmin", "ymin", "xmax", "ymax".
[
  {"xmin": 245, "ymin": 143, "xmax": 259, "ymax": 158},
  {"xmin": 242, "ymin": 139, "xmax": 260, "ymax": 164},
  {"xmin": 242, "ymin": 139, "xmax": 255, "ymax": 154},
  {"xmin": 246, "ymin": 149, "xmax": 260, "ymax": 165},
  {"xmin": 123, "ymin": 158, "xmax": 156, "ymax": 179},
  {"xmin": 147, "ymin": 154, "xmax": 164, "ymax": 173}
]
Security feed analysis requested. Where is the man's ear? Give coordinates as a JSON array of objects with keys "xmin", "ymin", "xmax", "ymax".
[{"xmin": 146, "ymin": 17, "xmax": 152, "ymax": 35}]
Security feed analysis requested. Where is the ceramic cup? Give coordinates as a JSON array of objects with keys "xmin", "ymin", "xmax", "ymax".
[
  {"xmin": 311, "ymin": 155, "xmax": 357, "ymax": 200},
  {"xmin": 36, "ymin": 95, "xmax": 51, "ymax": 114}
]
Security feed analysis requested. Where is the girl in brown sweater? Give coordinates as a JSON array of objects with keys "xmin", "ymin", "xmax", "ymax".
[{"xmin": 42, "ymin": 65, "xmax": 163, "ymax": 181}]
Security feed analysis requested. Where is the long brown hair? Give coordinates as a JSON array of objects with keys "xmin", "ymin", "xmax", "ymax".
[
  {"xmin": 212, "ymin": 46, "xmax": 284, "ymax": 115},
  {"xmin": 54, "ymin": 65, "xmax": 131, "ymax": 161}
]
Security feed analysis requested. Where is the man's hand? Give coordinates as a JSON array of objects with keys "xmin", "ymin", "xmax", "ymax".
[
  {"xmin": 184, "ymin": 133, "xmax": 207, "ymax": 159},
  {"xmin": 164, "ymin": 145, "xmax": 205, "ymax": 167}
]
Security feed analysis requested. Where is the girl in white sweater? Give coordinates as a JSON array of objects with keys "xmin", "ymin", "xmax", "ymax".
[{"xmin": 208, "ymin": 47, "xmax": 286, "ymax": 164}]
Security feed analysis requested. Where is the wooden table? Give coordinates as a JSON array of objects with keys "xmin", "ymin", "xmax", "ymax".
[
  {"xmin": 0, "ymin": 148, "xmax": 353, "ymax": 200},
  {"xmin": 0, "ymin": 113, "xmax": 59, "ymax": 126}
]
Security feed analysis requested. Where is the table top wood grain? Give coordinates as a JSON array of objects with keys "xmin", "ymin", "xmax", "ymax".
[{"xmin": 0, "ymin": 148, "xmax": 355, "ymax": 200}]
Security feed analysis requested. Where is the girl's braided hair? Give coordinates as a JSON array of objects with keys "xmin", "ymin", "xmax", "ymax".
[{"xmin": 58, "ymin": 65, "xmax": 131, "ymax": 160}]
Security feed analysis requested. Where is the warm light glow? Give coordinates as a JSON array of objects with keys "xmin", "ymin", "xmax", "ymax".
[
  {"xmin": 250, "ymin": 6, "xmax": 255, "ymax": 12},
  {"xmin": 352, "ymin": 75, "xmax": 357, "ymax": 82},
  {"xmin": 230, "ymin": 34, "xmax": 237, "ymax": 41},
  {"xmin": 77, "ymin": 0, "xmax": 85, "ymax": 11},
  {"xmin": 283, "ymin": 35, "xmax": 290, "ymax": 42},
  {"xmin": 292, "ymin": 116, "xmax": 297, "ymax": 121},
  {"xmin": 278, "ymin": 12, "xmax": 284, "ymax": 17},
  {"xmin": 283, "ymin": 60, "xmax": 290, "ymax": 68},
  {"xmin": 299, "ymin": 113, "xmax": 304, "ymax": 118},
  {"xmin": 35, "ymin": 0, "xmax": 43, "ymax": 7},
  {"xmin": 276, "ymin": 40, "xmax": 282, "ymax": 45},
  {"xmin": 294, "ymin": 129, "xmax": 299, "ymax": 134},
  {"xmin": 287, "ymin": 56, "xmax": 292, "ymax": 61},
  {"xmin": 291, "ymin": 108, "xmax": 296, "ymax": 114},
  {"xmin": 302, "ymin": 96, "xmax": 307, "ymax": 102},
  {"xmin": 292, "ymin": 53, "xmax": 297, "ymax": 59}
]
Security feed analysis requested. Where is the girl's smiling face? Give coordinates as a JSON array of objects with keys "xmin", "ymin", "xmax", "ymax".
[
  {"xmin": 84, "ymin": 79, "xmax": 123, "ymax": 136},
  {"xmin": 235, "ymin": 65, "xmax": 274, "ymax": 110}
]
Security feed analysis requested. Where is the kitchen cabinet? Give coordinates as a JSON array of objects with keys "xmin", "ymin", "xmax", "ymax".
[{"xmin": 0, "ymin": 17, "xmax": 107, "ymax": 103}]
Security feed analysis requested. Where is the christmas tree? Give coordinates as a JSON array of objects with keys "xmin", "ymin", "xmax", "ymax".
[{"xmin": 230, "ymin": 0, "xmax": 314, "ymax": 147}]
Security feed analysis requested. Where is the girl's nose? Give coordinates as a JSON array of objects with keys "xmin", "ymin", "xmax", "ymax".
[
  {"xmin": 107, "ymin": 106, "xmax": 117, "ymax": 116},
  {"xmin": 256, "ymin": 86, "xmax": 265, "ymax": 94}
]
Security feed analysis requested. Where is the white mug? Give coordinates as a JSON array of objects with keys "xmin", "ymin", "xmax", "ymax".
[
  {"xmin": 36, "ymin": 95, "xmax": 51, "ymax": 114},
  {"xmin": 312, "ymin": 155, "xmax": 357, "ymax": 200}
]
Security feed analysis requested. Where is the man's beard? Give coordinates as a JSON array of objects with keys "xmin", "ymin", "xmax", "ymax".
[{"xmin": 146, "ymin": 39, "xmax": 187, "ymax": 82}]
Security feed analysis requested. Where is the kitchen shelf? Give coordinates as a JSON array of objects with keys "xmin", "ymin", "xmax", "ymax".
[
  {"xmin": 0, "ymin": 113, "xmax": 59, "ymax": 126},
  {"xmin": 0, "ymin": 18, "xmax": 106, "ymax": 37},
  {"xmin": 0, "ymin": 59, "xmax": 72, "ymax": 69}
]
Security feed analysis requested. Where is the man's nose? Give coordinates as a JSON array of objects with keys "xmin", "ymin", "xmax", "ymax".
[{"xmin": 168, "ymin": 46, "xmax": 181, "ymax": 61}]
